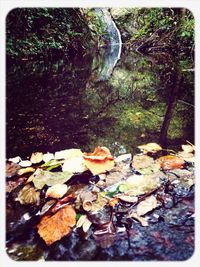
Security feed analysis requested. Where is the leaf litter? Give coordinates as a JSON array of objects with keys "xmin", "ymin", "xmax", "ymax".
[{"xmin": 6, "ymin": 143, "xmax": 195, "ymax": 254}]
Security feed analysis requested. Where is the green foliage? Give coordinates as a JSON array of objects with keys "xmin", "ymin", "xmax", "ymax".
[{"xmin": 6, "ymin": 8, "xmax": 93, "ymax": 58}]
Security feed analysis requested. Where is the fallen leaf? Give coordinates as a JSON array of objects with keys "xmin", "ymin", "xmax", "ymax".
[
  {"xmin": 132, "ymin": 154, "xmax": 160, "ymax": 175},
  {"xmin": 17, "ymin": 184, "xmax": 40, "ymax": 205},
  {"xmin": 157, "ymin": 155, "xmax": 185, "ymax": 170},
  {"xmin": 178, "ymin": 151, "xmax": 195, "ymax": 163},
  {"xmin": 128, "ymin": 212, "xmax": 148, "ymax": 226},
  {"xmin": 76, "ymin": 215, "xmax": 92, "ymax": 232},
  {"xmin": 137, "ymin": 143, "xmax": 162, "ymax": 154},
  {"xmin": 55, "ymin": 149, "xmax": 83, "ymax": 160},
  {"xmin": 30, "ymin": 152, "xmax": 43, "ymax": 164},
  {"xmin": 125, "ymin": 173, "xmax": 161, "ymax": 195},
  {"xmin": 43, "ymin": 153, "xmax": 54, "ymax": 163},
  {"xmin": 116, "ymin": 194, "xmax": 138, "ymax": 203},
  {"xmin": 83, "ymin": 146, "xmax": 115, "ymax": 175},
  {"xmin": 6, "ymin": 177, "xmax": 27, "ymax": 193},
  {"xmin": 17, "ymin": 167, "xmax": 35, "ymax": 176},
  {"xmin": 108, "ymin": 198, "xmax": 119, "ymax": 207},
  {"xmin": 27, "ymin": 168, "xmax": 73, "ymax": 189},
  {"xmin": 6, "ymin": 162, "xmax": 20, "ymax": 178},
  {"xmin": 19, "ymin": 160, "xmax": 32, "ymax": 167},
  {"xmin": 8, "ymin": 156, "xmax": 21, "ymax": 164},
  {"xmin": 62, "ymin": 156, "xmax": 87, "ymax": 173},
  {"xmin": 37, "ymin": 205, "xmax": 76, "ymax": 245},
  {"xmin": 137, "ymin": 195, "xmax": 157, "ymax": 216},
  {"xmin": 45, "ymin": 184, "xmax": 68, "ymax": 199},
  {"xmin": 182, "ymin": 144, "xmax": 194, "ymax": 153}
]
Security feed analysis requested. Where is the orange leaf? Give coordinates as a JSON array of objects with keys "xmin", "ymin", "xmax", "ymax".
[
  {"xmin": 108, "ymin": 198, "xmax": 119, "ymax": 207},
  {"xmin": 83, "ymin": 146, "xmax": 114, "ymax": 175},
  {"xmin": 37, "ymin": 205, "xmax": 76, "ymax": 245},
  {"xmin": 157, "ymin": 155, "xmax": 185, "ymax": 170}
]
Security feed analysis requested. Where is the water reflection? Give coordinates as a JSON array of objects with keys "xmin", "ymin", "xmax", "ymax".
[{"xmin": 6, "ymin": 48, "xmax": 194, "ymax": 158}]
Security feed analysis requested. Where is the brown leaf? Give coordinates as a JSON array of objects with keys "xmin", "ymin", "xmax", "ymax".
[
  {"xmin": 136, "ymin": 195, "xmax": 157, "ymax": 216},
  {"xmin": 157, "ymin": 155, "xmax": 185, "ymax": 170},
  {"xmin": 6, "ymin": 162, "xmax": 20, "ymax": 178},
  {"xmin": 83, "ymin": 146, "xmax": 115, "ymax": 175},
  {"xmin": 37, "ymin": 205, "xmax": 76, "ymax": 245}
]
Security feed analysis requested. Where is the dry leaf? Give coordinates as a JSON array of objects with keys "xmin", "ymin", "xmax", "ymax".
[
  {"xmin": 83, "ymin": 146, "xmax": 115, "ymax": 175},
  {"xmin": 55, "ymin": 149, "xmax": 83, "ymax": 160},
  {"xmin": 30, "ymin": 152, "xmax": 43, "ymax": 164},
  {"xmin": 62, "ymin": 156, "xmax": 87, "ymax": 173},
  {"xmin": 157, "ymin": 155, "xmax": 185, "ymax": 170},
  {"xmin": 125, "ymin": 173, "xmax": 161, "ymax": 195},
  {"xmin": 17, "ymin": 167, "xmax": 35, "ymax": 176},
  {"xmin": 8, "ymin": 156, "xmax": 21, "ymax": 164},
  {"xmin": 43, "ymin": 153, "xmax": 54, "ymax": 163},
  {"xmin": 128, "ymin": 212, "xmax": 148, "ymax": 226},
  {"xmin": 19, "ymin": 160, "xmax": 32, "ymax": 167},
  {"xmin": 37, "ymin": 205, "xmax": 76, "ymax": 245},
  {"xmin": 6, "ymin": 162, "xmax": 21, "ymax": 178},
  {"xmin": 17, "ymin": 184, "xmax": 40, "ymax": 205},
  {"xmin": 137, "ymin": 195, "xmax": 157, "ymax": 216},
  {"xmin": 108, "ymin": 198, "xmax": 119, "ymax": 207},
  {"xmin": 27, "ymin": 168, "xmax": 73, "ymax": 189},
  {"xmin": 137, "ymin": 143, "xmax": 162, "ymax": 154},
  {"xmin": 182, "ymin": 144, "xmax": 194, "ymax": 153},
  {"xmin": 132, "ymin": 154, "xmax": 160, "ymax": 175},
  {"xmin": 76, "ymin": 215, "xmax": 92, "ymax": 232},
  {"xmin": 45, "ymin": 184, "xmax": 68, "ymax": 199},
  {"xmin": 178, "ymin": 151, "xmax": 195, "ymax": 163},
  {"xmin": 116, "ymin": 194, "xmax": 138, "ymax": 203}
]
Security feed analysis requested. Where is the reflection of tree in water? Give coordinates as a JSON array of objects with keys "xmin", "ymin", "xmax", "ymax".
[{"xmin": 6, "ymin": 48, "xmax": 194, "ymax": 157}]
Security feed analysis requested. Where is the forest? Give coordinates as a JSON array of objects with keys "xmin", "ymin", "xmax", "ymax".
[{"xmin": 6, "ymin": 8, "xmax": 195, "ymax": 261}]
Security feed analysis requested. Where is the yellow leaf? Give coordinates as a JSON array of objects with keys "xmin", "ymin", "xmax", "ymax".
[{"xmin": 137, "ymin": 143, "xmax": 162, "ymax": 154}]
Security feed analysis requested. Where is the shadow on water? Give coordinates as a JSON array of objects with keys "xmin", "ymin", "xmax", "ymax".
[{"xmin": 6, "ymin": 46, "xmax": 194, "ymax": 158}]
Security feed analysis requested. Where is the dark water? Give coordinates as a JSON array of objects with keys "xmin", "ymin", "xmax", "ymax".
[{"xmin": 6, "ymin": 46, "xmax": 194, "ymax": 158}]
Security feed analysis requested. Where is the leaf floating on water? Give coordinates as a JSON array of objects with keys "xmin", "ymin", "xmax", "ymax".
[
  {"xmin": 116, "ymin": 194, "xmax": 138, "ymax": 203},
  {"xmin": 43, "ymin": 153, "xmax": 54, "ymax": 163},
  {"xmin": 8, "ymin": 156, "xmax": 21, "ymax": 164},
  {"xmin": 132, "ymin": 154, "xmax": 160, "ymax": 175},
  {"xmin": 27, "ymin": 168, "xmax": 73, "ymax": 189},
  {"xmin": 182, "ymin": 144, "xmax": 195, "ymax": 153},
  {"xmin": 37, "ymin": 205, "xmax": 76, "ymax": 246},
  {"xmin": 76, "ymin": 215, "xmax": 92, "ymax": 232},
  {"xmin": 62, "ymin": 156, "xmax": 87, "ymax": 173},
  {"xmin": 157, "ymin": 155, "xmax": 185, "ymax": 170},
  {"xmin": 17, "ymin": 167, "xmax": 35, "ymax": 176},
  {"xmin": 178, "ymin": 151, "xmax": 195, "ymax": 163},
  {"xmin": 55, "ymin": 148, "xmax": 83, "ymax": 160},
  {"xmin": 17, "ymin": 184, "xmax": 40, "ymax": 205},
  {"xmin": 30, "ymin": 152, "xmax": 43, "ymax": 164},
  {"xmin": 128, "ymin": 212, "xmax": 148, "ymax": 227},
  {"xmin": 137, "ymin": 143, "xmax": 162, "ymax": 154},
  {"xmin": 19, "ymin": 160, "xmax": 32, "ymax": 167},
  {"xmin": 6, "ymin": 177, "xmax": 27, "ymax": 193},
  {"xmin": 6, "ymin": 162, "xmax": 21, "ymax": 178},
  {"xmin": 83, "ymin": 146, "xmax": 115, "ymax": 175},
  {"xmin": 137, "ymin": 195, "xmax": 157, "ymax": 216},
  {"xmin": 125, "ymin": 173, "xmax": 161, "ymax": 195},
  {"xmin": 45, "ymin": 184, "xmax": 68, "ymax": 199}
]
